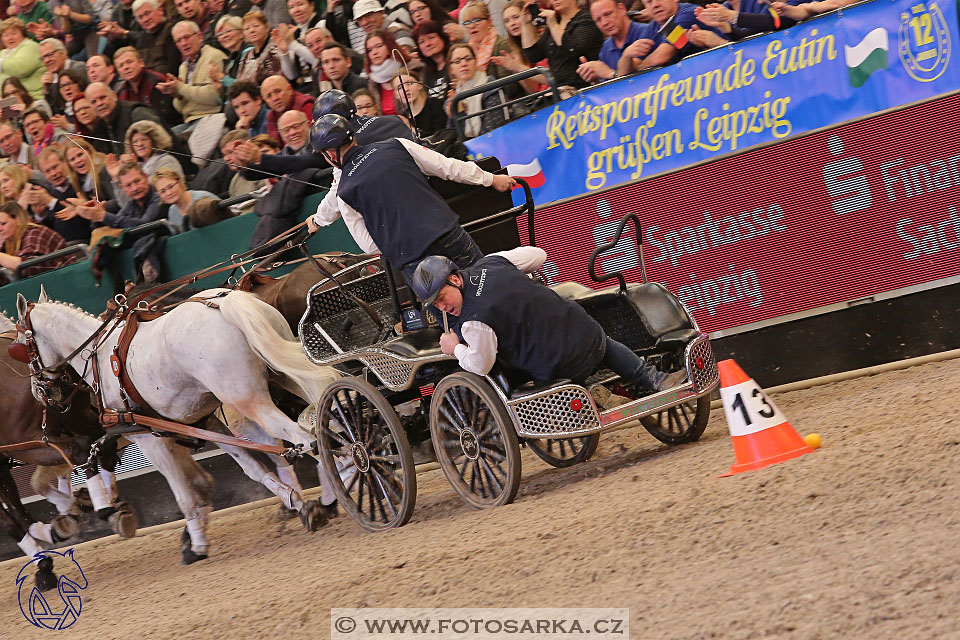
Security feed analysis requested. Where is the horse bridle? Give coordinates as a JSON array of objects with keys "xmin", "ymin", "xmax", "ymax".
[{"xmin": 9, "ymin": 301, "xmax": 119, "ymax": 412}]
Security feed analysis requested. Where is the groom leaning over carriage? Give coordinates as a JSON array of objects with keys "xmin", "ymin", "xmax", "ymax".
[{"xmin": 307, "ymin": 111, "xmax": 516, "ymax": 284}]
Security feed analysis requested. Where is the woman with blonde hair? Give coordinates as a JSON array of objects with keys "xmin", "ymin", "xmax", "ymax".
[
  {"xmin": 151, "ymin": 168, "xmax": 219, "ymax": 230},
  {"xmin": 0, "ymin": 18, "xmax": 44, "ymax": 99},
  {"xmin": 62, "ymin": 137, "xmax": 115, "ymax": 203},
  {"xmin": 0, "ymin": 162, "xmax": 28, "ymax": 204},
  {"xmin": 459, "ymin": 1, "xmax": 513, "ymax": 76},
  {"xmin": 0, "ymin": 201, "xmax": 76, "ymax": 283},
  {"xmin": 119, "ymin": 120, "xmax": 184, "ymax": 180}
]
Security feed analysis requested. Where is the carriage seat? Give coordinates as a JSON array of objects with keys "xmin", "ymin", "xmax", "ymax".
[
  {"xmin": 551, "ymin": 281, "xmax": 698, "ymax": 346},
  {"xmin": 379, "ymin": 328, "xmax": 445, "ymax": 359}
]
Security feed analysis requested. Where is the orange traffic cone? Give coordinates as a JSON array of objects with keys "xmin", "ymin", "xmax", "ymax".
[{"xmin": 718, "ymin": 359, "xmax": 814, "ymax": 477}]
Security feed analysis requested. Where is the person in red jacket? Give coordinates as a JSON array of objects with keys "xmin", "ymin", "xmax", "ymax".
[{"xmin": 260, "ymin": 75, "xmax": 314, "ymax": 142}]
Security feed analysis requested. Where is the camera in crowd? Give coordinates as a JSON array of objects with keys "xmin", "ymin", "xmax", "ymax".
[{"xmin": 527, "ymin": 3, "xmax": 547, "ymax": 27}]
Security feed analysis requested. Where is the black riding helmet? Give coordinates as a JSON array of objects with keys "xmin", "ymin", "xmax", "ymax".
[
  {"xmin": 411, "ymin": 256, "xmax": 459, "ymax": 305},
  {"xmin": 312, "ymin": 89, "xmax": 357, "ymax": 122},
  {"xmin": 310, "ymin": 114, "xmax": 355, "ymax": 166}
]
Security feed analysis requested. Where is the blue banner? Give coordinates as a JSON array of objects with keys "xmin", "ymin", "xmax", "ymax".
[{"xmin": 466, "ymin": 0, "xmax": 960, "ymax": 205}]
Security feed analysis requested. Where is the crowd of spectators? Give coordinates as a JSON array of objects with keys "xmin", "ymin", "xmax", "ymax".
[{"xmin": 0, "ymin": 0, "xmax": 861, "ymax": 285}]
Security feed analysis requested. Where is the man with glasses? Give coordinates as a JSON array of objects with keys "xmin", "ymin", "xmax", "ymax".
[
  {"xmin": 38, "ymin": 38, "xmax": 87, "ymax": 115},
  {"xmin": 22, "ymin": 108, "xmax": 65, "ymax": 153},
  {"xmin": 0, "ymin": 120, "xmax": 33, "ymax": 166},
  {"xmin": 276, "ymin": 110, "xmax": 311, "ymax": 154},
  {"xmin": 130, "ymin": 0, "xmax": 182, "ymax": 76},
  {"xmin": 115, "ymin": 46, "xmax": 182, "ymax": 126},
  {"xmin": 157, "ymin": 20, "xmax": 227, "ymax": 134}
]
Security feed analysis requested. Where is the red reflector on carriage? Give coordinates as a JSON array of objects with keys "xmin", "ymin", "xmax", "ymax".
[
  {"xmin": 419, "ymin": 384, "xmax": 435, "ymax": 397},
  {"xmin": 696, "ymin": 357, "xmax": 705, "ymax": 369},
  {"xmin": 7, "ymin": 342, "xmax": 29, "ymax": 363},
  {"xmin": 570, "ymin": 399, "xmax": 582, "ymax": 411}
]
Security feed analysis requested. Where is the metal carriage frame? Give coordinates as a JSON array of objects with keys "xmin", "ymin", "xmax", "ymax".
[{"xmin": 297, "ymin": 194, "xmax": 720, "ymax": 531}]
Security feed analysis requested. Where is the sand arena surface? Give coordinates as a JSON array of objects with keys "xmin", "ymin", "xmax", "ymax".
[{"xmin": 3, "ymin": 358, "xmax": 959, "ymax": 639}]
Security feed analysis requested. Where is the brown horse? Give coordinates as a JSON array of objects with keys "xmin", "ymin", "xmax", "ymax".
[
  {"xmin": 241, "ymin": 252, "xmax": 378, "ymax": 331},
  {"xmin": 0, "ymin": 324, "xmax": 135, "ymax": 591}
]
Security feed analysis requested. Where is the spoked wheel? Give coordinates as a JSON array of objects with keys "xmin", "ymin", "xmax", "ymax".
[
  {"xmin": 316, "ymin": 377, "xmax": 416, "ymax": 532},
  {"xmin": 528, "ymin": 435, "xmax": 600, "ymax": 468},
  {"xmin": 429, "ymin": 372, "xmax": 521, "ymax": 509},
  {"xmin": 640, "ymin": 396, "xmax": 711, "ymax": 445}
]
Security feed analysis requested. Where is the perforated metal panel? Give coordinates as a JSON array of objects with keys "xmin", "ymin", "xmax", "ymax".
[
  {"xmin": 508, "ymin": 385, "xmax": 600, "ymax": 438},
  {"xmin": 300, "ymin": 268, "xmax": 397, "ymax": 363},
  {"xmin": 589, "ymin": 300, "xmax": 657, "ymax": 352},
  {"xmin": 358, "ymin": 353, "xmax": 416, "ymax": 390},
  {"xmin": 687, "ymin": 336, "xmax": 719, "ymax": 394}
]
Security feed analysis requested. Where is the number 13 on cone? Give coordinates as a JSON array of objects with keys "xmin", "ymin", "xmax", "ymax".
[{"xmin": 720, "ymin": 382, "xmax": 787, "ymax": 437}]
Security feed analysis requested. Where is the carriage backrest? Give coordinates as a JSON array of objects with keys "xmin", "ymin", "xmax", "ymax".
[{"xmin": 299, "ymin": 261, "xmax": 398, "ymax": 361}]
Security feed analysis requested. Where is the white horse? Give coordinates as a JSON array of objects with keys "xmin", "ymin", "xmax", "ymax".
[{"xmin": 15, "ymin": 289, "xmax": 340, "ymax": 563}]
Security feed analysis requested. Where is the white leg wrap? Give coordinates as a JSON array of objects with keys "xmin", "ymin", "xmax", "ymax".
[
  {"xmin": 18, "ymin": 534, "xmax": 44, "ymax": 564},
  {"xmin": 58, "ymin": 476, "xmax": 71, "ymax": 495},
  {"xmin": 100, "ymin": 469, "xmax": 119, "ymax": 502},
  {"xmin": 47, "ymin": 488, "xmax": 78, "ymax": 516},
  {"xmin": 85, "ymin": 474, "xmax": 112, "ymax": 511},
  {"xmin": 186, "ymin": 505, "xmax": 213, "ymax": 555},
  {"xmin": 263, "ymin": 473, "xmax": 301, "ymax": 511},
  {"xmin": 28, "ymin": 522, "xmax": 54, "ymax": 544},
  {"xmin": 275, "ymin": 464, "xmax": 303, "ymax": 492}
]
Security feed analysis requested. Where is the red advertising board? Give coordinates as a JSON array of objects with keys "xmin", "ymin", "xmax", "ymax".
[{"xmin": 530, "ymin": 93, "xmax": 960, "ymax": 334}]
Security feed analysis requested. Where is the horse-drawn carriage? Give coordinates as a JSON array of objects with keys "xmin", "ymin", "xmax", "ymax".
[{"xmin": 296, "ymin": 180, "xmax": 720, "ymax": 531}]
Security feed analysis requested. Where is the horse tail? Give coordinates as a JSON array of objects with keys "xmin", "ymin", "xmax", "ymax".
[{"xmin": 217, "ymin": 291, "xmax": 337, "ymax": 405}]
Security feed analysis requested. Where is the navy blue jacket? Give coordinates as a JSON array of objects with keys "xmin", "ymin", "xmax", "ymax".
[
  {"xmin": 457, "ymin": 255, "xmax": 607, "ymax": 383},
  {"xmin": 336, "ymin": 138, "xmax": 459, "ymax": 267}
]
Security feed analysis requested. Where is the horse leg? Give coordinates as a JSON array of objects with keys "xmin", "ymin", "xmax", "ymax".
[
  {"xmin": 127, "ymin": 434, "xmax": 215, "ymax": 565},
  {"xmin": 215, "ymin": 408, "xmax": 331, "ymax": 531},
  {"xmin": 0, "ymin": 465, "xmax": 58, "ymax": 591},
  {"xmin": 31, "ymin": 464, "xmax": 80, "ymax": 516}
]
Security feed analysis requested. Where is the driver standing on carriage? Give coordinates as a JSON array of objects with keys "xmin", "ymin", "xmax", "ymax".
[
  {"xmin": 410, "ymin": 248, "xmax": 688, "ymax": 399},
  {"xmin": 308, "ymin": 113, "xmax": 516, "ymax": 282}
]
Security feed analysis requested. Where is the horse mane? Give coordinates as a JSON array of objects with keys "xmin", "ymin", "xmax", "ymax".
[{"xmin": 40, "ymin": 300, "xmax": 98, "ymax": 320}]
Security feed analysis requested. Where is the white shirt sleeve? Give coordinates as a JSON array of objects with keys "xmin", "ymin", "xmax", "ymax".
[
  {"xmin": 397, "ymin": 137, "xmax": 494, "ymax": 187},
  {"xmin": 312, "ymin": 168, "xmax": 342, "ymax": 226},
  {"xmin": 279, "ymin": 50, "xmax": 298, "ymax": 81},
  {"xmin": 489, "ymin": 247, "xmax": 547, "ymax": 274},
  {"xmin": 335, "ymin": 196, "xmax": 380, "ymax": 254},
  {"xmin": 453, "ymin": 321, "xmax": 498, "ymax": 375}
]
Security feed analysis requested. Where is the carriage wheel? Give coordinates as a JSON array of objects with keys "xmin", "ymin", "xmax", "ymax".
[
  {"xmin": 640, "ymin": 396, "xmax": 711, "ymax": 445},
  {"xmin": 316, "ymin": 378, "xmax": 416, "ymax": 532},
  {"xmin": 429, "ymin": 372, "xmax": 521, "ymax": 509},
  {"xmin": 528, "ymin": 435, "xmax": 600, "ymax": 468}
]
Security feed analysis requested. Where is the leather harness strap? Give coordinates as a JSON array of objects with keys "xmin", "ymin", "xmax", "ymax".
[
  {"xmin": 112, "ymin": 313, "xmax": 149, "ymax": 410},
  {"xmin": 100, "ymin": 411, "xmax": 290, "ymax": 456}
]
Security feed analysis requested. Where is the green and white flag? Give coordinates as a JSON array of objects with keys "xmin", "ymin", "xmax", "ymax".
[{"xmin": 845, "ymin": 27, "xmax": 889, "ymax": 87}]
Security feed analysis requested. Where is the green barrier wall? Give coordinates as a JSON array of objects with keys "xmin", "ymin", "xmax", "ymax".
[{"xmin": 0, "ymin": 192, "xmax": 360, "ymax": 317}]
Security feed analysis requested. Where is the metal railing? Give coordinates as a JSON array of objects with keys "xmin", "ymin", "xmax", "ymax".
[
  {"xmin": 450, "ymin": 68, "xmax": 559, "ymax": 141},
  {"xmin": 8, "ymin": 244, "xmax": 90, "ymax": 282}
]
